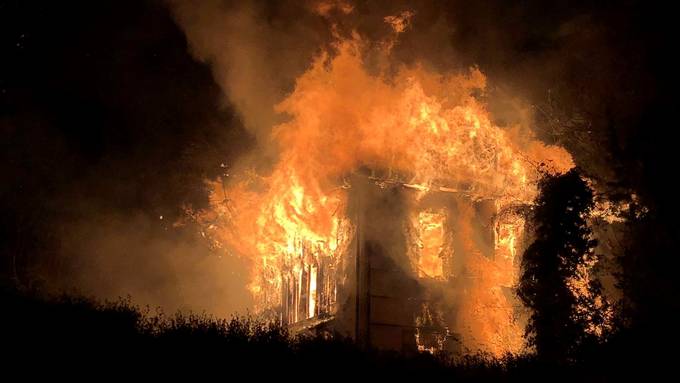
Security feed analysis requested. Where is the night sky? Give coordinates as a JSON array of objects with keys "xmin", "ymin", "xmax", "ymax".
[
  {"xmin": 2, "ymin": 0, "xmax": 255, "ymax": 313},
  {"xmin": 1, "ymin": 0, "xmax": 677, "ymax": 316}
]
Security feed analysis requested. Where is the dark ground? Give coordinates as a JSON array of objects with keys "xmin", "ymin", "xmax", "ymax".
[{"xmin": 0, "ymin": 285, "xmax": 640, "ymax": 380}]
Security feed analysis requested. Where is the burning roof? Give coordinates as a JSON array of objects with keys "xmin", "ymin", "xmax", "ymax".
[{"xmin": 193, "ymin": 12, "xmax": 574, "ymax": 356}]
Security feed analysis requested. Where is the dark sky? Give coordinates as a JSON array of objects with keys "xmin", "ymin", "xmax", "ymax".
[
  {"xmin": 1, "ymin": 0, "xmax": 254, "ymax": 314},
  {"xmin": 1, "ymin": 0, "xmax": 676, "ymax": 314},
  {"xmin": 2, "ymin": 0, "xmax": 250, "ymax": 218}
]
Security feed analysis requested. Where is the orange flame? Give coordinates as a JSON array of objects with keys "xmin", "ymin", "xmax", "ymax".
[{"xmin": 198, "ymin": 31, "xmax": 574, "ymax": 354}]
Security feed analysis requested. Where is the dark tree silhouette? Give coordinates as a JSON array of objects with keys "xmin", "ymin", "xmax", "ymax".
[{"xmin": 518, "ymin": 169, "xmax": 608, "ymax": 363}]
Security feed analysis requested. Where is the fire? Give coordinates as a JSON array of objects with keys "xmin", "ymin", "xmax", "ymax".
[
  {"xmin": 412, "ymin": 210, "xmax": 446, "ymax": 279},
  {"xmin": 196, "ymin": 15, "xmax": 575, "ymax": 356}
]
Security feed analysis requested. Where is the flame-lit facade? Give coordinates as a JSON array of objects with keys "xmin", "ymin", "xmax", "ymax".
[{"xmin": 278, "ymin": 171, "xmax": 527, "ymax": 354}]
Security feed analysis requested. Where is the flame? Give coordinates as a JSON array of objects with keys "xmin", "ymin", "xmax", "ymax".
[
  {"xmin": 384, "ymin": 10, "xmax": 415, "ymax": 34},
  {"xmin": 412, "ymin": 210, "xmax": 446, "ymax": 279},
  {"xmin": 197, "ymin": 28, "xmax": 574, "ymax": 354}
]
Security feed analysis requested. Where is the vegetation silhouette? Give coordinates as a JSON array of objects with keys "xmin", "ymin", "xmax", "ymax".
[
  {"xmin": 0, "ymin": 285, "xmax": 585, "ymax": 380},
  {"xmin": 518, "ymin": 169, "xmax": 610, "ymax": 364}
]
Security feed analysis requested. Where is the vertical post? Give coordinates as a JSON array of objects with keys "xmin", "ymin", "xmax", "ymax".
[
  {"xmin": 281, "ymin": 274, "xmax": 287, "ymax": 325},
  {"xmin": 355, "ymin": 190, "xmax": 361, "ymax": 343}
]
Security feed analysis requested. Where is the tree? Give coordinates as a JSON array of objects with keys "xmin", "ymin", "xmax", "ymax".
[{"xmin": 518, "ymin": 168, "xmax": 607, "ymax": 363}]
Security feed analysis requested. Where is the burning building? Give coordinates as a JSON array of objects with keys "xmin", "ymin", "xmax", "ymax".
[
  {"xmin": 196, "ymin": 32, "xmax": 574, "ymax": 356},
  {"xmin": 274, "ymin": 169, "xmax": 528, "ymax": 354}
]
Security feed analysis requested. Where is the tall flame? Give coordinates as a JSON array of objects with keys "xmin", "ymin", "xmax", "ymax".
[{"xmin": 198, "ymin": 32, "xmax": 574, "ymax": 354}]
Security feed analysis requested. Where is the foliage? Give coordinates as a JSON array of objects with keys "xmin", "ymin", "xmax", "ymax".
[{"xmin": 518, "ymin": 169, "xmax": 609, "ymax": 363}]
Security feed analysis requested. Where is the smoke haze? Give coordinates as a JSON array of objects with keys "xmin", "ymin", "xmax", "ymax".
[{"xmin": 2, "ymin": 0, "xmax": 672, "ymax": 323}]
